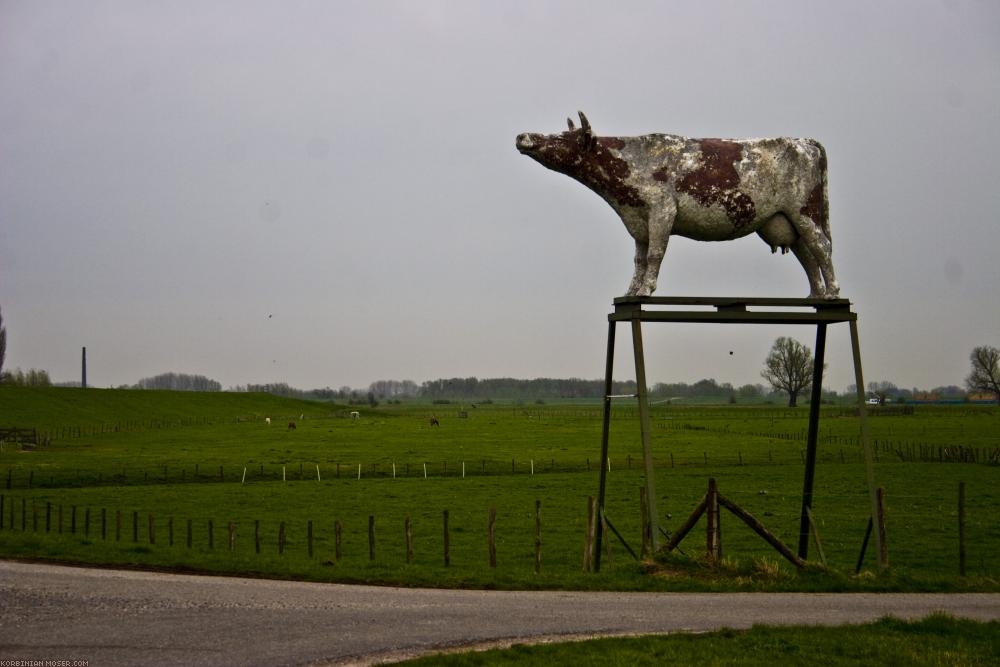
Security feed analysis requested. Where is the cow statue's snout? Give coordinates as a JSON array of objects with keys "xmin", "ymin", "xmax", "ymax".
[{"xmin": 515, "ymin": 133, "xmax": 536, "ymax": 153}]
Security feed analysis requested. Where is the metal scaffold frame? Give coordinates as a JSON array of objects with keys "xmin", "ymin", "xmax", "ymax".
[{"xmin": 593, "ymin": 296, "xmax": 886, "ymax": 572}]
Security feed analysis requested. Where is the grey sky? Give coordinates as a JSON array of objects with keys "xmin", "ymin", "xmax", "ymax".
[{"xmin": 2, "ymin": 0, "xmax": 998, "ymax": 392}]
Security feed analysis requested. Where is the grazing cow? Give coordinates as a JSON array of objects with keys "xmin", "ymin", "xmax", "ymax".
[
  {"xmin": 429, "ymin": 416, "xmax": 440, "ymax": 427},
  {"xmin": 516, "ymin": 112, "xmax": 838, "ymax": 298},
  {"xmin": 265, "ymin": 417, "xmax": 271, "ymax": 425},
  {"xmin": 287, "ymin": 421, "xmax": 296, "ymax": 430},
  {"xmin": 350, "ymin": 411, "xmax": 360, "ymax": 420}
]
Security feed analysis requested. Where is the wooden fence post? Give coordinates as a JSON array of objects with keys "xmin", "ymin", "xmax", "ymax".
[
  {"xmin": 583, "ymin": 495, "xmax": 596, "ymax": 572},
  {"xmin": 443, "ymin": 510, "xmax": 450, "ymax": 567},
  {"xmin": 876, "ymin": 486, "xmax": 888, "ymax": 568},
  {"xmin": 132, "ymin": 511, "xmax": 138, "ymax": 543},
  {"xmin": 278, "ymin": 521, "xmax": 285, "ymax": 555},
  {"xmin": 46, "ymin": 502, "xmax": 51, "ymax": 532},
  {"xmin": 368, "ymin": 515, "xmax": 375, "ymax": 561},
  {"xmin": 308, "ymin": 520, "xmax": 314, "ymax": 558},
  {"xmin": 488, "ymin": 507, "xmax": 497, "ymax": 568},
  {"xmin": 534, "ymin": 499, "xmax": 541, "ymax": 574},
  {"xmin": 255, "ymin": 520, "xmax": 261, "ymax": 554},
  {"xmin": 706, "ymin": 478, "xmax": 720, "ymax": 562},
  {"xmin": 208, "ymin": 519, "xmax": 214, "ymax": 550},
  {"xmin": 334, "ymin": 520, "xmax": 342, "ymax": 561},
  {"xmin": 186, "ymin": 519, "xmax": 192, "ymax": 548},
  {"xmin": 149, "ymin": 514, "xmax": 155, "ymax": 545},
  {"xmin": 229, "ymin": 521, "xmax": 236, "ymax": 552},
  {"xmin": 169, "ymin": 517, "xmax": 174, "ymax": 547},
  {"xmin": 405, "ymin": 517, "xmax": 413, "ymax": 564},
  {"xmin": 602, "ymin": 512, "xmax": 613, "ymax": 567},
  {"xmin": 958, "ymin": 481, "xmax": 966, "ymax": 577},
  {"xmin": 115, "ymin": 510, "xmax": 121, "ymax": 542}
]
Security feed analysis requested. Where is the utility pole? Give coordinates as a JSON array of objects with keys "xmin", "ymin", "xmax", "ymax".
[{"xmin": 81, "ymin": 347, "xmax": 87, "ymax": 388}]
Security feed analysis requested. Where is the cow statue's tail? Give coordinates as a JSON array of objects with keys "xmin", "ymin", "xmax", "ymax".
[{"xmin": 814, "ymin": 140, "xmax": 832, "ymax": 243}]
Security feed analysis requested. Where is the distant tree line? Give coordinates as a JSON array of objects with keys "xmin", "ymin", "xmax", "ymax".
[
  {"xmin": 1, "ymin": 368, "xmax": 52, "ymax": 387},
  {"xmin": 229, "ymin": 383, "xmax": 342, "ymax": 401},
  {"xmin": 369, "ymin": 377, "xmax": 786, "ymax": 403},
  {"xmin": 846, "ymin": 381, "xmax": 971, "ymax": 403},
  {"xmin": 416, "ymin": 377, "xmax": 638, "ymax": 401},
  {"xmin": 135, "ymin": 373, "xmax": 222, "ymax": 392}
]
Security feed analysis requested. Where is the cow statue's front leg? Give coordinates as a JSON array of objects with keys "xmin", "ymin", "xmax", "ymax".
[
  {"xmin": 626, "ymin": 241, "xmax": 648, "ymax": 296},
  {"xmin": 635, "ymin": 198, "xmax": 676, "ymax": 296}
]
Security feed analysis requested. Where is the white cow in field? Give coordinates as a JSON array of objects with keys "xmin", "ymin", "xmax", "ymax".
[
  {"xmin": 350, "ymin": 411, "xmax": 360, "ymax": 420},
  {"xmin": 265, "ymin": 417, "xmax": 271, "ymax": 425}
]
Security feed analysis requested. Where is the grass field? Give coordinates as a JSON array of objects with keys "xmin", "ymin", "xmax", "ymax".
[
  {"xmin": 398, "ymin": 615, "xmax": 1000, "ymax": 666},
  {"xmin": 1, "ymin": 386, "xmax": 998, "ymax": 591}
]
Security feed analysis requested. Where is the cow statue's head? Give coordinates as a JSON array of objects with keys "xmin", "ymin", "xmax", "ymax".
[
  {"xmin": 517, "ymin": 112, "xmax": 642, "ymax": 209},
  {"xmin": 516, "ymin": 111, "xmax": 599, "ymax": 174}
]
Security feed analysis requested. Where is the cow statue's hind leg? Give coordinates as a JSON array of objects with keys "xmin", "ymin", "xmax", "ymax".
[
  {"xmin": 788, "ymin": 211, "xmax": 839, "ymax": 298},
  {"xmin": 790, "ymin": 238, "xmax": 825, "ymax": 298}
]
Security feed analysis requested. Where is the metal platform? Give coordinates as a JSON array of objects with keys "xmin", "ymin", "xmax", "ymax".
[{"xmin": 593, "ymin": 296, "xmax": 885, "ymax": 571}]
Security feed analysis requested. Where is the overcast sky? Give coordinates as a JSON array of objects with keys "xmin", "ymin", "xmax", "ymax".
[{"xmin": 2, "ymin": 0, "xmax": 998, "ymax": 393}]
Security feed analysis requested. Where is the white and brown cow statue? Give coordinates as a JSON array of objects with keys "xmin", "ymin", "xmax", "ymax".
[{"xmin": 516, "ymin": 112, "xmax": 838, "ymax": 299}]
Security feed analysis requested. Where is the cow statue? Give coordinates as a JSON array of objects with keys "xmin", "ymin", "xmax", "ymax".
[{"xmin": 516, "ymin": 112, "xmax": 839, "ymax": 299}]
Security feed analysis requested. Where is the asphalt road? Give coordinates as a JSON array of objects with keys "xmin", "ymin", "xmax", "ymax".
[{"xmin": 2, "ymin": 561, "xmax": 999, "ymax": 666}]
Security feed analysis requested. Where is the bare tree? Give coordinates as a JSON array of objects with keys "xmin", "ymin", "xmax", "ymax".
[
  {"xmin": 966, "ymin": 345, "xmax": 1000, "ymax": 405},
  {"xmin": 761, "ymin": 337, "xmax": 815, "ymax": 407}
]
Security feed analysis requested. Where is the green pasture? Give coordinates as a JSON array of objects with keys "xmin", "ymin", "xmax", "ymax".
[
  {"xmin": 1, "ymin": 387, "xmax": 998, "ymax": 591},
  {"xmin": 400, "ymin": 615, "xmax": 1000, "ymax": 666}
]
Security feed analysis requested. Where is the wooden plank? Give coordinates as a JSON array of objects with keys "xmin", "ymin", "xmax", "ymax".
[
  {"xmin": 665, "ymin": 497, "xmax": 707, "ymax": 552},
  {"xmin": 610, "ymin": 310, "xmax": 855, "ymax": 325},
  {"xmin": 601, "ymin": 511, "xmax": 639, "ymax": 561},
  {"xmin": 613, "ymin": 296, "xmax": 851, "ymax": 307},
  {"xmin": 805, "ymin": 507, "xmax": 828, "ymax": 566},
  {"xmin": 716, "ymin": 493, "xmax": 806, "ymax": 569}
]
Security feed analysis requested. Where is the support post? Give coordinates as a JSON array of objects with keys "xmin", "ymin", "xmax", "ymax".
[
  {"xmin": 798, "ymin": 322, "xmax": 827, "ymax": 559},
  {"xmin": 850, "ymin": 319, "xmax": 886, "ymax": 570},
  {"xmin": 596, "ymin": 297, "xmax": 877, "ymax": 573},
  {"xmin": 593, "ymin": 320, "xmax": 616, "ymax": 572},
  {"xmin": 631, "ymin": 319, "xmax": 659, "ymax": 552}
]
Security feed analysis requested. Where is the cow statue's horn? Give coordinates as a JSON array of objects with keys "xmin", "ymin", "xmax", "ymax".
[
  {"xmin": 578, "ymin": 111, "xmax": 591, "ymax": 136},
  {"xmin": 567, "ymin": 117, "xmax": 575, "ymax": 130}
]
